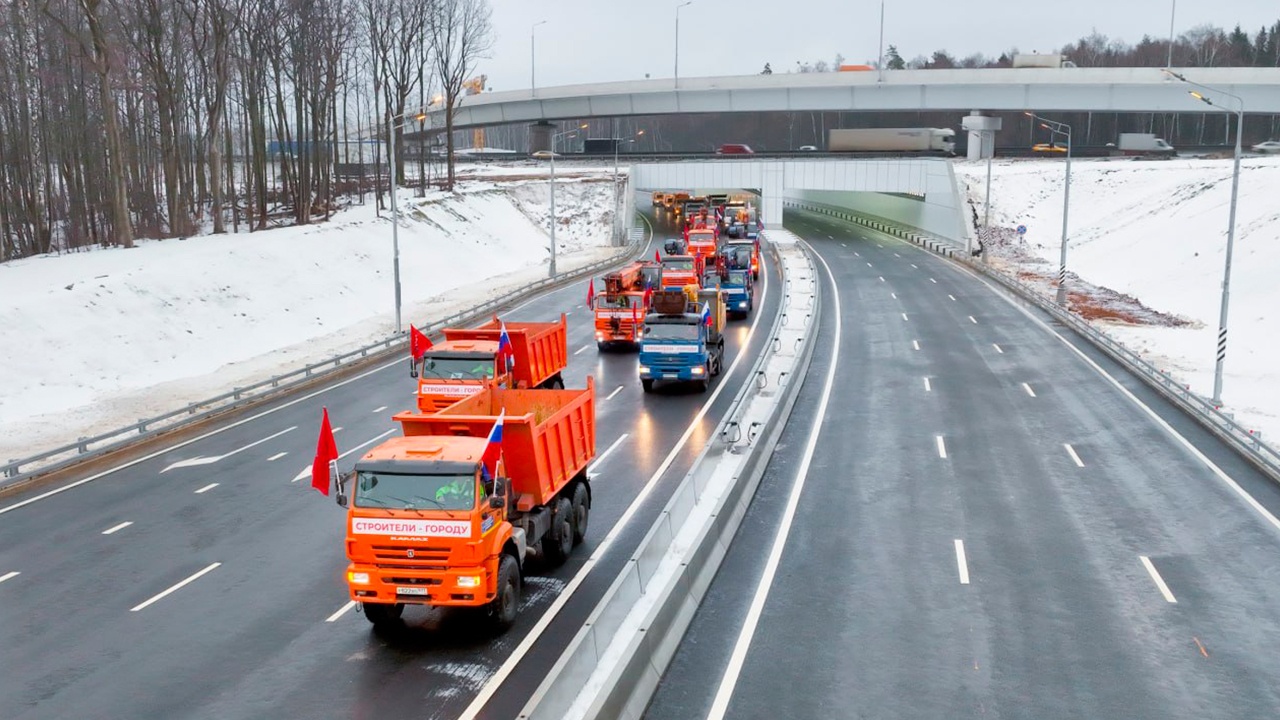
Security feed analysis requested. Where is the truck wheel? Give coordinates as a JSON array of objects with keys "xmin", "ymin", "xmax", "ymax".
[
  {"xmin": 550, "ymin": 375, "xmax": 565, "ymax": 390},
  {"xmin": 571, "ymin": 482, "xmax": 590, "ymax": 545},
  {"xmin": 641, "ymin": 379, "xmax": 654, "ymax": 393},
  {"xmin": 544, "ymin": 497, "xmax": 574, "ymax": 566},
  {"xmin": 362, "ymin": 602, "xmax": 403, "ymax": 627},
  {"xmin": 489, "ymin": 554, "xmax": 521, "ymax": 631}
]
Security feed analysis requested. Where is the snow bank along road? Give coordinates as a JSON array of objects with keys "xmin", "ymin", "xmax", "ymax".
[
  {"xmin": 0, "ymin": 209, "xmax": 781, "ymax": 720},
  {"xmin": 646, "ymin": 208, "xmax": 1280, "ymax": 720}
]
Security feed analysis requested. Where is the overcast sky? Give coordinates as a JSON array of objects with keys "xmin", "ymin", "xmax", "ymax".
[{"xmin": 479, "ymin": 0, "xmax": 1278, "ymax": 91}]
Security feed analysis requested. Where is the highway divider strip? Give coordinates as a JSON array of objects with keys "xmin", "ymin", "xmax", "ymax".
[
  {"xmin": 518, "ymin": 230, "xmax": 821, "ymax": 720},
  {"xmin": 2, "ymin": 229, "xmax": 649, "ymax": 491},
  {"xmin": 784, "ymin": 198, "xmax": 1280, "ymax": 485}
]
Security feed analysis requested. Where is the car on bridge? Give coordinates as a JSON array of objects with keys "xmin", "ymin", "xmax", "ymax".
[
  {"xmin": 1032, "ymin": 142, "xmax": 1068, "ymax": 154},
  {"xmin": 1251, "ymin": 140, "xmax": 1280, "ymax": 153},
  {"xmin": 717, "ymin": 143, "xmax": 754, "ymax": 155}
]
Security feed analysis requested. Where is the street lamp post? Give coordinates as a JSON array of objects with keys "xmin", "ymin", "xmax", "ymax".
[
  {"xmin": 1165, "ymin": 69, "xmax": 1244, "ymax": 405},
  {"xmin": 1025, "ymin": 112, "xmax": 1072, "ymax": 305},
  {"xmin": 612, "ymin": 129, "xmax": 644, "ymax": 244},
  {"xmin": 531, "ymin": 21, "xmax": 546, "ymax": 94},
  {"xmin": 675, "ymin": 1, "xmax": 692, "ymax": 87},
  {"xmin": 1167, "ymin": 1, "xmax": 1177, "ymax": 69},
  {"xmin": 387, "ymin": 111, "xmax": 428, "ymax": 333},
  {"xmin": 540, "ymin": 125, "xmax": 587, "ymax": 277}
]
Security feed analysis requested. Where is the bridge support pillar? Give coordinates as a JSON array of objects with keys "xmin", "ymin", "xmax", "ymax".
[
  {"xmin": 529, "ymin": 121, "xmax": 553, "ymax": 154},
  {"xmin": 961, "ymin": 111, "xmax": 1001, "ymax": 160}
]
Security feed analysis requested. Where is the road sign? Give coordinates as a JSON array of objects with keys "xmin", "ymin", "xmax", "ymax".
[{"xmin": 1016, "ymin": 224, "xmax": 1027, "ymax": 236}]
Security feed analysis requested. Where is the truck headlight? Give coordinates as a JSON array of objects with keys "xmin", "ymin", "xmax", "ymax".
[
  {"xmin": 691, "ymin": 366, "xmax": 705, "ymax": 375},
  {"xmin": 738, "ymin": 301, "xmax": 748, "ymax": 308},
  {"xmin": 347, "ymin": 571, "xmax": 371, "ymax": 585},
  {"xmin": 639, "ymin": 365, "xmax": 650, "ymax": 374},
  {"xmin": 595, "ymin": 331, "xmax": 604, "ymax": 339},
  {"xmin": 456, "ymin": 575, "xmax": 481, "ymax": 588}
]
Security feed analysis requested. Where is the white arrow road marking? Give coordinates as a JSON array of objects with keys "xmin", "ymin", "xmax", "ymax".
[{"xmin": 161, "ymin": 426, "xmax": 297, "ymax": 474}]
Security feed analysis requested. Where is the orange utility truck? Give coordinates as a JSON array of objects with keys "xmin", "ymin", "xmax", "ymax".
[
  {"xmin": 338, "ymin": 378, "xmax": 596, "ymax": 630},
  {"xmin": 414, "ymin": 315, "xmax": 569, "ymax": 411},
  {"xmin": 594, "ymin": 262, "xmax": 659, "ymax": 349},
  {"xmin": 660, "ymin": 254, "xmax": 701, "ymax": 290},
  {"xmin": 686, "ymin": 226, "xmax": 718, "ymax": 261}
]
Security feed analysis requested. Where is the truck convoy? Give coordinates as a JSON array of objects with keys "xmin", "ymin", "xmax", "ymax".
[
  {"xmin": 594, "ymin": 262, "xmax": 660, "ymax": 349},
  {"xmin": 415, "ymin": 315, "xmax": 568, "ymax": 411},
  {"xmin": 339, "ymin": 378, "xmax": 596, "ymax": 630},
  {"xmin": 639, "ymin": 289, "xmax": 726, "ymax": 393},
  {"xmin": 827, "ymin": 128, "xmax": 956, "ymax": 154}
]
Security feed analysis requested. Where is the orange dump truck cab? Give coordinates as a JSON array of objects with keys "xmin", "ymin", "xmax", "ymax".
[
  {"xmin": 594, "ymin": 263, "xmax": 660, "ymax": 348},
  {"xmin": 340, "ymin": 378, "xmax": 596, "ymax": 630},
  {"xmin": 686, "ymin": 227, "xmax": 718, "ymax": 261},
  {"xmin": 415, "ymin": 314, "xmax": 569, "ymax": 412},
  {"xmin": 660, "ymin": 254, "xmax": 701, "ymax": 290}
]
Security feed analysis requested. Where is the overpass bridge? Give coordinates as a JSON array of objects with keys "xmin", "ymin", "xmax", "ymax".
[{"xmin": 428, "ymin": 67, "xmax": 1280, "ymax": 130}]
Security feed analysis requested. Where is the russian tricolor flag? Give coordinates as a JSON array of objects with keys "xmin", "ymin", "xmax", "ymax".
[
  {"xmin": 496, "ymin": 321, "xmax": 515, "ymax": 374},
  {"xmin": 480, "ymin": 410, "xmax": 505, "ymax": 481}
]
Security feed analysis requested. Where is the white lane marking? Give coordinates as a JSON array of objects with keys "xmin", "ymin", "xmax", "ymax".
[
  {"xmin": 829, "ymin": 235, "xmax": 835, "ymax": 239},
  {"xmin": 876, "ymin": 244, "xmax": 883, "ymax": 248},
  {"xmin": 575, "ymin": 344, "xmax": 590, "ymax": 356},
  {"xmin": 1023, "ymin": 383, "xmax": 1037, "ymax": 398},
  {"xmin": 707, "ymin": 239, "xmax": 841, "ymax": 720},
  {"xmin": 960, "ymin": 263, "xmax": 1280, "ymax": 534},
  {"xmin": 130, "ymin": 562, "xmax": 222, "ymax": 612},
  {"xmin": 866, "ymin": 262, "xmax": 873, "ymax": 268},
  {"xmin": 911, "ymin": 263, "xmax": 918, "ymax": 269},
  {"xmin": 924, "ymin": 377, "xmax": 932, "ymax": 392},
  {"xmin": 291, "ymin": 428, "xmax": 397, "ymax": 482},
  {"xmin": 332, "ymin": 427, "xmax": 344, "ymax": 433},
  {"xmin": 854, "ymin": 251, "xmax": 861, "ymax": 257},
  {"xmin": 565, "ymin": 311, "xmax": 573, "ymax": 317},
  {"xmin": 930, "ymin": 278, "xmax": 938, "ymax": 284},
  {"xmin": 878, "ymin": 276, "xmax": 885, "ymax": 283},
  {"xmin": 993, "ymin": 343, "xmax": 1004, "ymax": 354},
  {"xmin": 936, "ymin": 435, "xmax": 948, "ymax": 459},
  {"xmin": 0, "ymin": 571, "xmax": 20, "ymax": 584},
  {"xmin": 460, "ymin": 247, "xmax": 773, "ymax": 720},
  {"xmin": 1064, "ymin": 443, "xmax": 1085, "ymax": 467},
  {"xmin": 891, "ymin": 292, "xmax": 897, "ymax": 300},
  {"xmin": 372, "ymin": 406, "xmax": 387, "ymax": 414},
  {"xmin": 1140, "ymin": 555, "xmax": 1178, "ymax": 603},
  {"xmin": 912, "ymin": 340, "xmax": 920, "ymax": 351},
  {"xmin": 326, "ymin": 599, "xmax": 358, "ymax": 623},
  {"xmin": 194, "ymin": 483, "xmax": 219, "ymax": 494},
  {"xmin": 949, "ymin": 294, "xmax": 957, "ymax": 302},
  {"xmin": 587, "ymin": 433, "xmax": 630, "ymax": 474},
  {"xmin": 267, "ymin": 452, "xmax": 287, "ymax": 462},
  {"xmin": 968, "ymin": 316, "xmax": 978, "ymax": 324},
  {"xmin": 605, "ymin": 385, "xmax": 624, "ymax": 401},
  {"xmin": 894, "ymin": 252, "xmax": 901, "ymax": 257},
  {"xmin": 901, "ymin": 313, "xmax": 909, "ymax": 322},
  {"xmin": 160, "ymin": 425, "xmax": 298, "ymax": 474},
  {"xmin": 102, "ymin": 521, "xmax": 133, "ymax": 535},
  {"xmin": 955, "ymin": 540, "xmax": 971, "ymax": 584}
]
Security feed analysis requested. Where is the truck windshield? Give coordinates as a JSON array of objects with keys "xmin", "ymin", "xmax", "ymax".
[
  {"xmin": 644, "ymin": 323, "xmax": 701, "ymax": 341},
  {"xmin": 420, "ymin": 355, "xmax": 494, "ymax": 380},
  {"xmin": 354, "ymin": 470, "xmax": 478, "ymax": 511},
  {"xmin": 727, "ymin": 271, "xmax": 748, "ymax": 286},
  {"xmin": 595, "ymin": 294, "xmax": 642, "ymax": 309},
  {"xmin": 664, "ymin": 259, "xmax": 694, "ymax": 271}
]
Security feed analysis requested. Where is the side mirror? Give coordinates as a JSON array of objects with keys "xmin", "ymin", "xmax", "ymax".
[
  {"xmin": 488, "ymin": 495, "xmax": 503, "ymax": 509},
  {"xmin": 336, "ymin": 493, "xmax": 349, "ymax": 508}
]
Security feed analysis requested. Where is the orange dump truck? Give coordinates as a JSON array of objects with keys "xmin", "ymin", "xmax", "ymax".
[
  {"xmin": 415, "ymin": 314, "xmax": 569, "ymax": 411},
  {"xmin": 686, "ymin": 227, "xmax": 718, "ymax": 261},
  {"xmin": 594, "ymin": 262, "xmax": 661, "ymax": 348},
  {"xmin": 660, "ymin": 254, "xmax": 701, "ymax": 290},
  {"xmin": 338, "ymin": 378, "xmax": 596, "ymax": 629}
]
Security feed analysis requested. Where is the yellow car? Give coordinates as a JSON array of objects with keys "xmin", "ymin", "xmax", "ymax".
[{"xmin": 1032, "ymin": 143, "xmax": 1068, "ymax": 153}]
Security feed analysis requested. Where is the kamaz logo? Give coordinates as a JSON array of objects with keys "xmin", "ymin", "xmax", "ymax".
[{"xmin": 406, "ymin": 549, "xmax": 415, "ymax": 558}]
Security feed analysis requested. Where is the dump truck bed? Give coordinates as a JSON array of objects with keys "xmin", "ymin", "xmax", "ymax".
[{"xmin": 393, "ymin": 378, "xmax": 595, "ymax": 509}]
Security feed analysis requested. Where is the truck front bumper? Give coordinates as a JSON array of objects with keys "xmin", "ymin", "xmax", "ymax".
[
  {"xmin": 345, "ymin": 561, "xmax": 495, "ymax": 607},
  {"xmin": 639, "ymin": 364, "xmax": 706, "ymax": 382}
]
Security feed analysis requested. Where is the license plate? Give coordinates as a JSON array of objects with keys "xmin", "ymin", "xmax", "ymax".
[{"xmin": 396, "ymin": 586, "xmax": 429, "ymax": 596}]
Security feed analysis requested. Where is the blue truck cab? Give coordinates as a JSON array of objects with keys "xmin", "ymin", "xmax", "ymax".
[
  {"xmin": 720, "ymin": 268, "xmax": 754, "ymax": 317},
  {"xmin": 638, "ymin": 289, "xmax": 726, "ymax": 393}
]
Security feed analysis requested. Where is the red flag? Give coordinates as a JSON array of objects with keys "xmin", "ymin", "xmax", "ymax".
[
  {"xmin": 642, "ymin": 286, "xmax": 653, "ymax": 308},
  {"xmin": 631, "ymin": 300, "xmax": 639, "ymax": 331},
  {"xmin": 654, "ymin": 250, "xmax": 661, "ymax": 263},
  {"xmin": 409, "ymin": 324, "xmax": 432, "ymax": 361},
  {"xmin": 311, "ymin": 407, "xmax": 339, "ymax": 496},
  {"xmin": 587, "ymin": 278, "xmax": 596, "ymax": 308}
]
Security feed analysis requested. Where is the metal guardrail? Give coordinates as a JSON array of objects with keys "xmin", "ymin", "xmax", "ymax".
[
  {"xmin": 2, "ymin": 236, "xmax": 645, "ymax": 488},
  {"xmin": 785, "ymin": 199, "xmax": 1280, "ymax": 483}
]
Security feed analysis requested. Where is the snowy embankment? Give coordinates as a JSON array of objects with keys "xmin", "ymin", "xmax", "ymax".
[
  {"xmin": 0, "ymin": 168, "xmax": 624, "ymax": 464},
  {"xmin": 955, "ymin": 156, "xmax": 1280, "ymax": 446}
]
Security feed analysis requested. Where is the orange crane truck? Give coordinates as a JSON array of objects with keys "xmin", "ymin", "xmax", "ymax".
[
  {"xmin": 337, "ymin": 378, "xmax": 596, "ymax": 629},
  {"xmin": 414, "ymin": 314, "xmax": 568, "ymax": 411},
  {"xmin": 593, "ymin": 262, "xmax": 659, "ymax": 349}
]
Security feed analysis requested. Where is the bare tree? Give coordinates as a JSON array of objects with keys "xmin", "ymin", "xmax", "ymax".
[{"xmin": 428, "ymin": 0, "xmax": 492, "ymax": 190}]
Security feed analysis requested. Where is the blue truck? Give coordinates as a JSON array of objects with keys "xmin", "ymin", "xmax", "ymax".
[
  {"xmin": 638, "ymin": 290, "xmax": 726, "ymax": 393},
  {"xmin": 720, "ymin": 267, "xmax": 754, "ymax": 318}
]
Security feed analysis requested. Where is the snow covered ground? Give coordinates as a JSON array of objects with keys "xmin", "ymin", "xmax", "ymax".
[
  {"xmin": 955, "ymin": 156, "xmax": 1280, "ymax": 447},
  {"xmin": 1, "ymin": 170, "xmax": 628, "ymax": 465}
]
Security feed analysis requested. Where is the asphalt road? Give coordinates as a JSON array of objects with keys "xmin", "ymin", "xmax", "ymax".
[
  {"xmin": 0, "ymin": 205, "xmax": 781, "ymax": 720},
  {"xmin": 645, "ymin": 208, "xmax": 1280, "ymax": 719}
]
